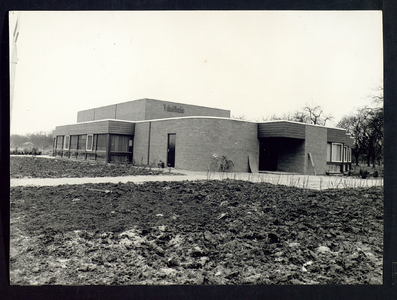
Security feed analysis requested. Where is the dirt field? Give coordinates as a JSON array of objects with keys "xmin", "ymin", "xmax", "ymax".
[
  {"xmin": 10, "ymin": 156, "xmax": 176, "ymax": 178},
  {"xmin": 10, "ymin": 179, "xmax": 383, "ymax": 285}
]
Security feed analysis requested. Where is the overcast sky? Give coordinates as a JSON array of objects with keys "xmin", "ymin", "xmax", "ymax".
[{"xmin": 9, "ymin": 11, "xmax": 383, "ymax": 135}]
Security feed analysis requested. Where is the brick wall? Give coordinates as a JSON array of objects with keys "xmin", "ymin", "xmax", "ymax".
[
  {"xmin": 94, "ymin": 104, "xmax": 117, "ymax": 120},
  {"xmin": 305, "ymin": 125, "xmax": 327, "ymax": 175},
  {"xmin": 77, "ymin": 109, "xmax": 95, "ymax": 123},
  {"xmin": 144, "ymin": 99, "xmax": 230, "ymax": 120},
  {"xmin": 133, "ymin": 118, "xmax": 259, "ymax": 172},
  {"xmin": 77, "ymin": 99, "xmax": 230, "ymax": 123},
  {"xmin": 133, "ymin": 122, "xmax": 151, "ymax": 165},
  {"xmin": 116, "ymin": 100, "xmax": 146, "ymax": 121}
]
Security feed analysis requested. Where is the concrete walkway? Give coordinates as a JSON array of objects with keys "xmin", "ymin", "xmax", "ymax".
[{"xmin": 10, "ymin": 168, "xmax": 383, "ymax": 190}]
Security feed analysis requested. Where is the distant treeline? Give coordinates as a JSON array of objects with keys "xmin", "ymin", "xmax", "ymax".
[{"xmin": 10, "ymin": 131, "xmax": 54, "ymax": 152}]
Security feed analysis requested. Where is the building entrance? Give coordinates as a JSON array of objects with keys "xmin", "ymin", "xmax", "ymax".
[
  {"xmin": 259, "ymin": 137, "xmax": 305, "ymax": 173},
  {"xmin": 167, "ymin": 133, "xmax": 176, "ymax": 167},
  {"xmin": 259, "ymin": 139, "xmax": 278, "ymax": 171}
]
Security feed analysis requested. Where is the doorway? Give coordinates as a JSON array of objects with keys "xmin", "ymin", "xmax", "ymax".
[
  {"xmin": 259, "ymin": 139, "xmax": 278, "ymax": 171},
  {"xmin": 259, "ymin": 137, "xmax": 305, "ymax": 173},
  {"xmin": 167, "ymin": 133, "xmax": 176, "ymax": 167}
]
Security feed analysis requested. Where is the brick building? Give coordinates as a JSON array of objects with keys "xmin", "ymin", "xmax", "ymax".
[{"xmin": 53, "ymin": 98, "xmax": 353, "ymax": 174}]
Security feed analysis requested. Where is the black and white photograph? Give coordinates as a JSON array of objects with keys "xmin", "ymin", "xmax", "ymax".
[{"xmin": 9, "ymin": 11, "xmax": 383, "ymax": 286}]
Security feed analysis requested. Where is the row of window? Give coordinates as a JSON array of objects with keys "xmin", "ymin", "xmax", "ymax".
[
  {"xmin": 326, "ymin": 143, "xmax": 351, "ymax": 163},
  {"xmin": 56, "ymin": 134, "xmax": 107, "ymax": 152},
  {"xmin": 56, "ymin": 136, "xmax": 350, "ymax": 163},
  {"xmin": 55, "ymin": 134, "xmax": 133, "ymax": 153}
]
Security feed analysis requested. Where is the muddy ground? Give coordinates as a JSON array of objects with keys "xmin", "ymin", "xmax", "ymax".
[
  {"xmin": 10, "ymin": 180, "xmax": 383, "ymax": 285},
  {"xmin": 10, "ymin": 156, "xmax": 176, "ymax": 178}
]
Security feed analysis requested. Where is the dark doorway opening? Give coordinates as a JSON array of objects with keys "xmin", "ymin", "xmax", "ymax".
[
  {"xmin": 259, "ymin": 139, "xmax": 278, "ymax": 171},
  {"xmin": 167, "ymin": 133, "xmax": 176, "ymax": 167},
  {"xmin": 259, "ymin": 137, "xmax": 305, "ymax": 173}
]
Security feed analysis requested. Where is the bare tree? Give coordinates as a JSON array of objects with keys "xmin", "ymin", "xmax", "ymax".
[
  {"xmin": 303, "ymin": 103, "xmax": 333, "ymax": 126},
  {"xmin": 337, "ymin": 114, "xmax": 364, "ymax": 166},
  {"xmin": 337, "ymin": 92, "xmax": 383, "ymax": 167},
  {"xmin": 291, "ymin": 111, "xmax": 309, "ymax": 123},
  {"xmin": 259, "ymin": 104, "xmax": 332, "ymax": 126},
  {"xmin": 259, "ymin": 113, "xmax": 294, "ymax": 122},
  {"xmin": 232, "ymin": 114, "xmax": 247, "ymax": 121}
]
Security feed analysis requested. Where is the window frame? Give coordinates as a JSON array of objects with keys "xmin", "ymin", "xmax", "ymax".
[
  {"xmin": 110, "ymin": 134, "xmax": 132, "ymax": 152},
  {"xmin": 70, "ymin": 135, "xmax": 78, "ymax": 150},
  {"xmin": 347, "ymin": 147, "xmax": 352, "ymax": 163},
  {"xmin": 331, "ymin": 143, "xmax": 343, "ymax": 163},
  {"xmin": 96, "ymin": 134, "xmax": 107, "ymax": 151},
  {"xmin": 63, "ymin": 135, "xmax": 70, "ymax": 150},
  {"xmin": 86, "ymin": 134, "xmax": 93, "ymax": 151},
  {"xmin": 77, "ymin": 134, "xmax": 86, "ymax": 150},
  {"xmin": 56, "ymin": 136, "xmax": 64, "ymax": 150}
]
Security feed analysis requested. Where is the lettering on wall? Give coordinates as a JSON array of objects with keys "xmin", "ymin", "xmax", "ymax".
[{"xmin": 163, "ymin": 104, "xmax": 185, "ymax": 113}]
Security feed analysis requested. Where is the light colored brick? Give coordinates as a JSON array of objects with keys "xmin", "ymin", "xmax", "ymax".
[{"xmin": 134, "ymin": 118, "xmax": 259, "ymax": 172}]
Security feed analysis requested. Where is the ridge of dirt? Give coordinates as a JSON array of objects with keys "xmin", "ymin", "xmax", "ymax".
[{"xmin": 10, "ymin": 180, "xmax": 383, "ymax": 285}]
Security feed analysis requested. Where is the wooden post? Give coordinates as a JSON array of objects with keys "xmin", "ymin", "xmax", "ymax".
[{"xmin": 308, "ymin": 153, "xmax": 316, "ymax": 176}]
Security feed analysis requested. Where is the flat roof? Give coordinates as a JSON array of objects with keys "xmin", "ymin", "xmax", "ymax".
[
  {"xmin": 56, "ymin": 115, "xmax": 257, "ymax": 128},
  {"xmin": 78, "ymin": 98, "xmax": 230, "ymax": 113},
  {"xmin": 257, "ymin": 120, "xmax": 350, "ymax": 132},
  {"xmin": 57, "ymin": 116, "xmax": 353, "ymax": 132}
]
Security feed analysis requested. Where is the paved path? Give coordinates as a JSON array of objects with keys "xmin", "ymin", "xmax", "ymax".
[{"xmin": 10, "ymin": 168, "xmax": 383, "ymax": 190}]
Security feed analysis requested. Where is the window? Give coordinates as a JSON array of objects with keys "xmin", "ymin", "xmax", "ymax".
[
  {"xmin": 326, "ymin": 143, "xmax": 331, "ymax": 162},
  {"xmin": 110, "ymin": 135, "xmax": 131, "ymax": 152},
  {"xmin": 96, "ymin": 134, "xmax": 107, "ymax": 151},
  {"xmin": 331, "ymin": 143, "xmax": 343, "ymax": 162},
  {"xmin": 78, "ymin": 135, "xmax": 86, "ymax": 150},
  {"xmin": 86, "ymin": 134, "xmax": 93, "ymax": 151},
  {"xmin": 56, "ymin": 136, "xmax": 64, "ymax": 150},
  {"xmin": 347, "ymin": 148, "xmax": 352, "ymax": 162},
  {"xmin": 63, "ymin": 135, "xmax": 70, "ymax": 150},
  {"xmin": 343, "ymin": 146, "xmax": 352, "ymax": 163},
  {"xmin": 70, "ymin": 135, "xmax": 78, "ymax": 150}
]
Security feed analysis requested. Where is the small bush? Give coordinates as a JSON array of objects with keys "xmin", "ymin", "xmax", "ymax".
[
  {"xmin": 359, "ymin": 169, "xmax": 370, "ymax": 179},
  {"xmin": 31, "ymin": 147, "xmax": 41, "ymax": 155}
]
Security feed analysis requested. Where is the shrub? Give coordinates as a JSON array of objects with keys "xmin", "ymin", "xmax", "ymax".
[
  {"xmin": 31, "ymin": 147, "xmax": 42, "ymax": 155},
  {"xmin": 359, "ymin": 169, "xmax": 369, "ymax": 179}
]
